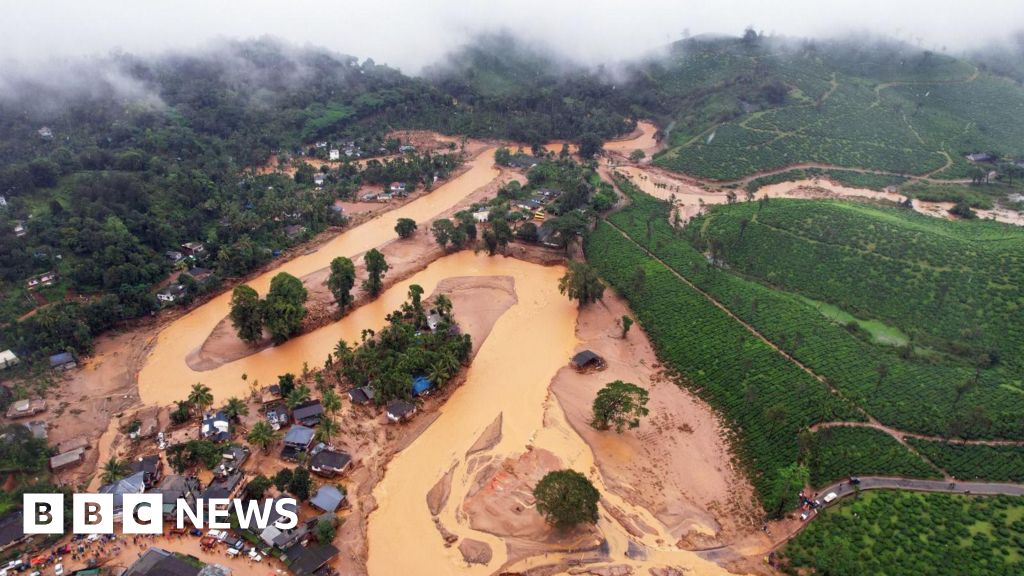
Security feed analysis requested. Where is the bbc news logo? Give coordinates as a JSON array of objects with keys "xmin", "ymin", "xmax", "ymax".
[{"xmin": 23, "ymin": 494, "xmax": 298, "ymax": 535}]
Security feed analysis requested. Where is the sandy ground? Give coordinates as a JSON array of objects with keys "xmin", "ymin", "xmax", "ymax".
[
  {"xmin": 550, "ymin": 292, "xmax": 762, "ymax": 550},
  {"xmin": 187, "ymin": 166, "xmax": 524, "ymax": 372},
  {"xmin": 38, "ymin": 329, "xmax": 158, "ymax": 488}
]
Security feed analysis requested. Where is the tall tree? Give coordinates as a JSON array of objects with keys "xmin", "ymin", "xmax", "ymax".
[
  {"xmin": 229, "ymin": 285, "xmax": 263, "ymax": 344},
  {"xmin": 326, "ymin": 256, "xmax": 356, "ymax": 311},
  {"xmin": 223, "ymin": 397, "xmax": 249, "ymax": 423},
  {"xmin": 363, "ymin": 249, "xmax": 389, "ymax": 297},
  {"xmin": 100, "ymin": 457, "xmax": 128, "ymax": 484},
  {"xmin": 264, "ymin": 272, "xmax": 308, "ymax": 343},
  {"xmin": 558, "ymin": 261, "xmax": 605, "ymax": 307},
  {"xmin": 591, "ymin": 380, "xmax": 650, "ymax": 432},
  {"xmin": 395, "ymin": 217, "xmax": 418, "ymax": 239},
  {"xmin": 188, "ymin": 383, "xmax": 213, "ymax": 417},
  {"xmin": 533, "ymin": 469, "xmax": 600, "ymax": 527},
  {"xmin": 247, "ymin": 421, "xmax": 280, "ymax": 453}
]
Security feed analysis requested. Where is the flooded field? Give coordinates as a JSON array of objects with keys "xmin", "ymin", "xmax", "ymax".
[{"xmin": 138, "ymin": 148, "xmax": 499, "ymax": 405}]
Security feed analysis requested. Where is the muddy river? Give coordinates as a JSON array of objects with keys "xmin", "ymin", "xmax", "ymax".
[{"xmin": 137, "ymin": 149, "xmax": 499, "ymax": 404}]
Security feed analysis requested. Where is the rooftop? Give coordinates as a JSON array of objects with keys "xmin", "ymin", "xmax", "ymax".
[
  {"xmin": 309, "ymin": 485, "xmax": 345, "ymax": 513},
  {"xmin": 283, "ymin": 425, "xmax": 315, "ymax": 447},
  {"xmin": 122, "ymin": 548, "xmax": 201, "ymax": 576}
]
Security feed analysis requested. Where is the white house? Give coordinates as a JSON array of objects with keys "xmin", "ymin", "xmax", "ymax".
[
  {"xmin": 329, "ymin": 149, "xmax": 340, "ymax": 161},
  {"xmin": 13, "ymin": 222, "xmax": 26, "ymax": 237},
  {"xmin": 472, "ymin": 210, "xmax": 490, "ymax": 223},
  {"xmin": 0, "ymin": 350, "xmax": 18, "ymax": 370},
  {"xmin": 157, "ymin": 284, "xmax": 186, "ymax": 304}
]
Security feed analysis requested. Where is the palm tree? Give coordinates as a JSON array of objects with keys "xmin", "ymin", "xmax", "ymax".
[
  {"xmin": 224, "ymin": 397, "xmax": 249, "ymax": 423},
  {"xmin": 434, "ymin": 294, "xmax": 453, "ymax": 320},
  {"xmin": 286, "ymin": 384, "xmax": 311, "ymax": 410},
  {"xmin": 188, "ymin": 382, "xmax": 213, "ymax": 417},
  {"xmin": 428, "ymin": 361, "xmax": 451, "ymax": 388},
  {"xmin": 247, "ymin": 421, "xmax": 280, "ymax": 453},
  {"xmin": 321, "ymin": 389, "xmax": 342, "ymax": 415},
  {"xmin": 100, "ymin": 457, "xmax": 128, "ymax": 484},
  {"xmin": 316, "ymin": 417, "xmax": 339, "ymax": 444},
  {"xmin": 333, "ymin": 339, "xmax": 351, "ymax": 364}
]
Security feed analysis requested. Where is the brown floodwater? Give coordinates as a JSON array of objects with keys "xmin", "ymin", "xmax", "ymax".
[
  {"xmin": 603, "ymin": 121, "xmax": 659, "ymax": 154},
  {"xmin": 365, "ymin": 254, "xmax": 735, "ymax": 576},
  {"xmin": 137, "ymin": 149, "xmax": 499, "ymax": 405}
]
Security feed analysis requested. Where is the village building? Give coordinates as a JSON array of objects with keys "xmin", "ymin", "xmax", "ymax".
[
  {"xmin": 123, "ymin": 548, "xmax": 201, "ymax": 576},
  {"xmin": 6, "ymin": 398, "xmax": 46, "ymax": 419},
  {"xmin": 0, "ymin": 350, "xmax": 18, "ymax": 370},
  {"xmin": 282, "ymin": 544, "xmax": 339, "ymax": 576},
  {"xmin": 181, "ymin": 242, "xmax": 206, "ymax": 258},
  {"xmin": 56, "ymin": 436, "xmax": 89, "ymax": 454},
  {"xmin": 154, "ymin": 475, "xmax": 201, "ymax": 519},
  {"xmin": 966, "ymin": 152, "xmax": 995, "ymax": 162},
  {"xmin": 281, "ymin": 425, "xmax": 315, "ymax": 460},
  {"xmin": 570, "ymin": 349, "xmax": 606, "ymax": 371},
  {"xmin": 128, "ymin": 454, "xmax": 165, "ymax": 489},
  {"xmin": 37, "ymin": 127, "xmax": 53, "ymax": 140},
  {"xmin": 472, "ymin": 209, "xmax": 490, "ymax": 223},
  {"xmin": 0, "ymin": 195, "xmax": 7, "ymax": 208},
  {"xmin": 537, "ymin": 221, "xmax": 562, "ymax": 248},
  {"xmin": 48, "ymin": 351, "xmax": 76, "ymax": 370},
  {"xmin": 309, "ymin": 485, "xmax": 345, "ymax": 513},
  {"xmin": 166, "ymin": 250, "xmax": 184, "ymax": 263},
  {"xmin": 313, "ymin": 173, "xmax": 326, "ymax": 187},
  {"xmin": 158, "ymin": 284, "xmax": 187, "ymax": 304},
  {"xmin": 309, "ymin": 445, "xmax": 352, "ymax": 477},
  {"xmin": 215, "ymin": 445, "xmax": 250, "ymax": 478},
  {"xmin": 49, "ymin": 447, "xmax": 85, "ymax": 471},
  {"xmin": 291, "ymin": 399, "xmax": 324, "ymax": 427},
  {"xmin": 99, "ymin": 470, "xmax": 147, "ymax": 518},
  {"xmin": 0, "ymin": 513, "xmax": 27, "ymax": 554},
  {"xmin": 201, "ymin": 470, "xmax": 244, "ymax": 500},
  {"xmin": 26, "ymin": 271, "xmax": 58, "ymax": 290},
  {"xmin": 399, "ymin": 145, "xmax": 416, "ymax": 153},
  {"xmin": 411, "ymin": 375, "xmax": 432, "ymax": 397},
  {"xmin": 386, "ymin": 400, "xmax": 416, "ymax": 423},
  {"xmin": 426, "ymin": 311, "xmax": 444, "ymax": 332},
  {"xmin": 347, "ymin": 386, "xmax": 375, "ymax": 405},
  {"xmin": 389, "ymin": 182, "xmax": 407, "ymax": 195},
  {"xmin": 187, "ymin": 267, "xmax": 214, "ymax": 282},
  {"xmin": 328, "ymin": 149, "xmax": 340, "ymax": 161},
  {"xmin": 284, "ymin": 224, "xmax": 306, "ymax": 239},
  {"xmin": 201, "ymin": 411, "xmax": 230, "ymax": 442},
  {"xmin": 12, "ymin": 221, "xmax": 26, "ymax": 237},
  {"xmin": 265, "ymin": 399, "xmax": 290, "ymax": 430}
]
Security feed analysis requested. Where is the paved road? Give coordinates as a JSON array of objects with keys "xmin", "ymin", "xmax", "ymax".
[{"xmin": 814, "ymin": 476, "xmax": 1024, "ymax": 504}]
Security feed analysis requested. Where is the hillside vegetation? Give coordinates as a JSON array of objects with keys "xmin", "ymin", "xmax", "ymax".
[
  {"xmin": 589, "ymin": 176, "xmax": 1024, "ymax": 510},
  {"xmin": 645, "ymin": 36, "xmax": 1024, "ymax": 181}
]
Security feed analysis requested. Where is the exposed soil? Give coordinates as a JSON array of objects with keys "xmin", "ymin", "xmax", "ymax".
[{"xmin": 550, "ymin": 291, "xmax": 762, "ymax": 549}]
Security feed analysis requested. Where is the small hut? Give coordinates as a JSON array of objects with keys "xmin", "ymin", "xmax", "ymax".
[{"xmin": 570, "ymin": 350, "xmax": 606, "ymax": 372}]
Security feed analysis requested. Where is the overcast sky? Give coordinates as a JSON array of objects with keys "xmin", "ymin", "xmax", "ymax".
[{"xmin": 4, "ymin": 0, "xmax": 1024, "ymax": 71}]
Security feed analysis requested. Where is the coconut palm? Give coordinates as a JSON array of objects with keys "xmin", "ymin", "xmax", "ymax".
[
  {"xmin": 316, "ymin": 417, "xmax": 339, "ymax": 443},
  {"xmin": 224, "ymin": 397, "xmax": 249, "ymax": 422},
  {"xmin": 434, "ymin": 294, "xmax": 453, "ymax": 320},
  {"xmin": 188, "ymin": 382, "xmax": 214, "ymax": 417},
  {"xmin": 333, "ymin": 339, "xmax": 351, "ymax": 364},
  {"xmin": 285, "ymin": 383, "xmax": 311, "ymax": 410},
  {"xmin": 100, "ymin": 457, "xmax": 128, "ymax": 484},
  {"xmin": 321, "ymin": 389, "xmax": 342, "ymax": 415},
  {"xmin": 247, "ymin": 421, "xmax": 280, "ymax": 453}
]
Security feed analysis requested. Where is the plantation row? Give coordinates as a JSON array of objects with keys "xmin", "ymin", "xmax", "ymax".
[
  {"xmin": 781, "ymin": 491, "xmax": 1024, "ymax": 576},
  {"xmin": 660, "ymin": 130, "xmax": 946, "ymax": 181},
  {"xmin": 908, "ymin": 440, "xmax": 1024, "ymax": 483},
  {"xmin": 608, "ymin": 184, "xmax": 1024, "ymax": 440},
  {"xmin": 805, "ymin": 426, "xmax": 940, "ymax": 487},
  {"xmin": 689, "ymin": 200, "xmax": 1024, "ymax": 374},
  {"xmin": 585, "ymin": 221, "xmax": 861, "ymax": 514}
]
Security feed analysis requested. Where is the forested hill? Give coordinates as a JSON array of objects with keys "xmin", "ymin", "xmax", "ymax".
[{"xmin": 3, "ymin": 32, "xmax": 1024, "ymax": 362}]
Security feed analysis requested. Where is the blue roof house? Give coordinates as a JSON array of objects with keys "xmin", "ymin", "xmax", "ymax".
[{"xmin": 411, "ymin": 375, "xmax": 432, "ymax": 397}]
